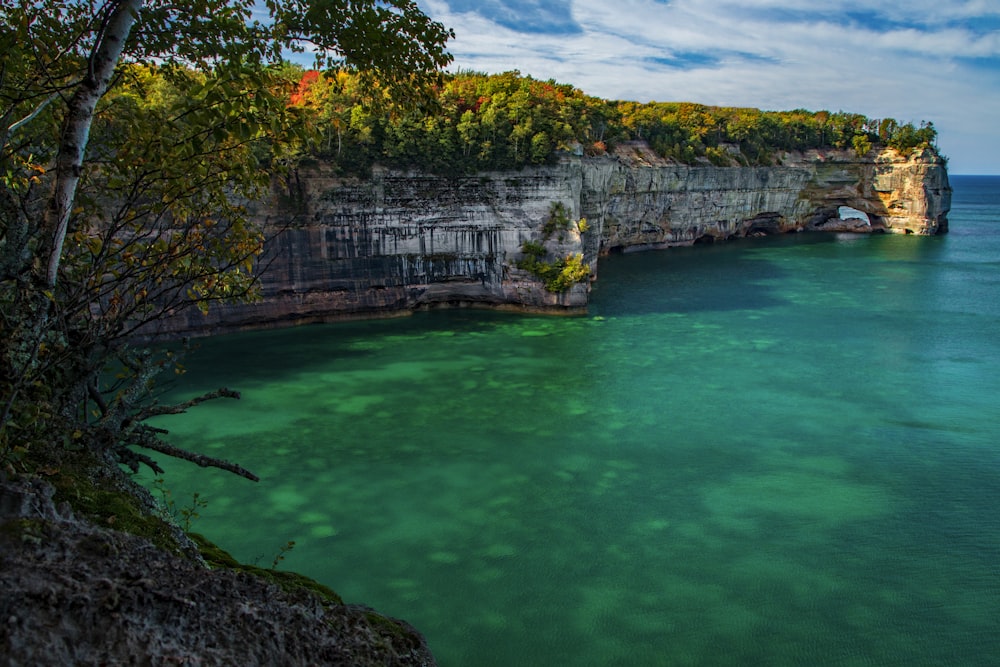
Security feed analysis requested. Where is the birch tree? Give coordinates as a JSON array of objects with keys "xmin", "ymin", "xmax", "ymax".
[{"xmin": 0, "ymin": 0, "xmax": 452, "ymax": 475}]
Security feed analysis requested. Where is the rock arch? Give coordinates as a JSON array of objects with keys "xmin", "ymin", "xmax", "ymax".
[{"xmin": 805, "ymin": 200, "xmax": 886, "ymax": 233}]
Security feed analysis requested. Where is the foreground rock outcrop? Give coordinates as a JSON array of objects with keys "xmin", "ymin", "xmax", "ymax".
[
  {"xmin": 0, "ymin": 473, "xmax": 436, "ymax": 666},
  {"xmin": 149, "ymin": 144, "xmax": 950, "ymax": 337}
]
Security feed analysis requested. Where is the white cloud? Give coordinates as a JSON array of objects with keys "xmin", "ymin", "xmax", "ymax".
[{"xmin": 420, "ymin": 0, "xmax": 1000, "ymax": 173}]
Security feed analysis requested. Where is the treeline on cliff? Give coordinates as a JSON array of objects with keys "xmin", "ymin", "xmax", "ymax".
[{"xmin": 285, "ymin": 67, "xmax": 939, "ymax": 175}]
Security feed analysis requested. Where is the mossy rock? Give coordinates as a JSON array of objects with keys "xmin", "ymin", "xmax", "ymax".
[
  {"xmin": 39, "ymin": 459, "xmax": 347, "ymax": 606},
  {"xmin": 30, "ymin": 446, "xmax": 189, "ymax": 557},
  {"xmin": 184, "ymin": 533, "xmax": 431, "ymax": 655},
  {"xmin": 27, "ymin": 443, "xmax": 347, "ymax": 606},
  {"xmin": 188, "ymin": 532, "xmax": 344, "ymax": 605}
]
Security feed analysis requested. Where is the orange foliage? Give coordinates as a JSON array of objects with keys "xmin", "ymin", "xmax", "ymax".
[{"xmin": 289, "ymin": 70, "xmax": 321, "ymax": 105}]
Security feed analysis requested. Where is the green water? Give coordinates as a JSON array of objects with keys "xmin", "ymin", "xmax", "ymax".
[{"xmin": 147, "ymin": 177, "xmax": 1000, "ymax": 665}]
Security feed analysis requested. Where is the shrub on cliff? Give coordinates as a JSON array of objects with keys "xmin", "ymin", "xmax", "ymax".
[
  {"xmin": 514, "ymin": 202, "xmax": 591, "ymax": 292},
  {"xmin": 515, "ymin": 250, "xmax": 591, "ymax": 293}
]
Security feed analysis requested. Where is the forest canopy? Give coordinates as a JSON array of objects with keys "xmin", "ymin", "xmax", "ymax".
[{"xmin": 286, "ymin": 68, "xmax": 940, "ymax": 176}]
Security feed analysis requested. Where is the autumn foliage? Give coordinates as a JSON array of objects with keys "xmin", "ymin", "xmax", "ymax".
[{"xmin": 287, "ymin": 69, "xmax": 940, "ymax": 176}]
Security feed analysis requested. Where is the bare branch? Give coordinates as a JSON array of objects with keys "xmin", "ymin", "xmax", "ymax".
[
  {"xmin": 87, "ymin": 381, "xmax": 109, "ymax": 416},
  {"xmin": 136, "ymin": 387, "xmax": 241, "ymax": 421},
  {"xmin": 132, "ymin": 427, "xmax": 260, "ymax": 482},
  {"xmin": 6, "ymin": 92, "xmax": 61, "ymax": 136},
  {"xmin": 115, "ymin": 445, "xmax": 165, "ymax": 475}
]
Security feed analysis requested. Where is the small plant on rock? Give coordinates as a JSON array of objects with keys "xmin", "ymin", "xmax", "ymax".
[
  {"xmin": 152, "ymin": 477, "xmax": 208, "ymax": 532},
  {"xmin": 271, "ymin": 540, "xmax": 297, "ymax": 570}
]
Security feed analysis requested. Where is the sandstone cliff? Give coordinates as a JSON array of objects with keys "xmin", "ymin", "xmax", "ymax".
[
  {"xmin": 150, "ymin": 144, "xmax": 950, "ymax": 337},
  {"xmin": 588, "ymin": 144, "xmax": 951, "ymax": 250}
]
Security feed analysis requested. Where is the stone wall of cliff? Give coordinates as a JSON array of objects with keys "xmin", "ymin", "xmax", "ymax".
[
  {"xmin": 148, "ymin": 144, "xmax": 949, "ymax": 337},
  {"xmin": 584, "ymin": 143, "xmax": 951, "ymax": 253}
]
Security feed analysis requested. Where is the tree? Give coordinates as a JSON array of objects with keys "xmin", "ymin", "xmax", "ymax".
[
  {"xmin": 0, "ymin": 0, "xmax": 452, "ymax": 476},
  {"xmin": 852, "ymin": 133, "xmax": 873, "ymax": 157}
]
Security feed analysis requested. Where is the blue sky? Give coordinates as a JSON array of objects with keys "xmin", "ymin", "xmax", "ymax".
[{"xmin": 416, "ymin": 0, "xmax": 1000, "ymax": 174}]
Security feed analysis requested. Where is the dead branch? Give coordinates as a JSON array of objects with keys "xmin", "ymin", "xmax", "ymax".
[
  {"xmin": 135, "ymin": 387, "xmax": 241, "ymax": 421},
  {"xmin": 132, "ymin": 426, "xmax": 259, "ymax": 482}
]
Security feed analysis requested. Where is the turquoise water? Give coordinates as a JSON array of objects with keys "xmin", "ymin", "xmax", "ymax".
[{"xmin": 147, "ymin": 176, "xmax": 1000, "ymax": 666}]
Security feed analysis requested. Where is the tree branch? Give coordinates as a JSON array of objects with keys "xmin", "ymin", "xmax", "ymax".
[
  {"xmin": 136, "ymin": 387, "xmax": 241, "ymax": 421},
  {"xmin": 6, "ymin": 91, "xmax": 61, "ymax": 136},
  {"xmin": 132, "ymin": 427, "xmax": 259, "ymax": 482}
]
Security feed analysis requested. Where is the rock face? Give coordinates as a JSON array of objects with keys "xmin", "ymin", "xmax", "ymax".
[
  {"xmin": 150, "ymin": 144, "xmax": 950, "ymax": 337},
  {"xmin": 0, "ymin": 474, "xmax": 437, "ymax": 667},
  {"xmin": 586, "ymin": 143, "xmax": 951, "ymax": 251}
]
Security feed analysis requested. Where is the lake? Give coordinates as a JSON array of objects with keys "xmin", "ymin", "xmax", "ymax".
[{"xmin": 147, "ymin": 175, "xmax": 1000, "ymax": 666}]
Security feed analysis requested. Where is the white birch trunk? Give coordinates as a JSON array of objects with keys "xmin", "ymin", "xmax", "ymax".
[{"xmin": 44, "ymin": 0, "xmax": 142, "ymax": 288}]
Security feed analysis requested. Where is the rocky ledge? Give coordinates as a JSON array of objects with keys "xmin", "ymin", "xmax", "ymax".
[{"xmin": 0, "ymin": 472, "xmax": 436, "ymax": 666}]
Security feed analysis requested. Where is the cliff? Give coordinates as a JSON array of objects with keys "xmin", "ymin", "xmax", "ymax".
[
  {"xmin": 150, "ymin": 144, "xmax": 950, "ymax": 337},
  {"xmin": 588, "ymin": 144, "xmax": 951, "ymax": 249}
]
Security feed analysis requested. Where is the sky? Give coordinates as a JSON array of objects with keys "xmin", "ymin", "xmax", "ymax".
[{"xmin": 414, "ymin": 0, "xmax": 1000, "ymax": 175}]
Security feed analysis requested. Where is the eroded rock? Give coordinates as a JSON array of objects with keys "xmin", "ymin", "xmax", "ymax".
[
  {"xmin": 0, "ymin": 475, "xmax": 436, "ymax": 667},
  {"xmin": 146, "ymin": 144, "xmax": 949, "ymax": 337}
]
